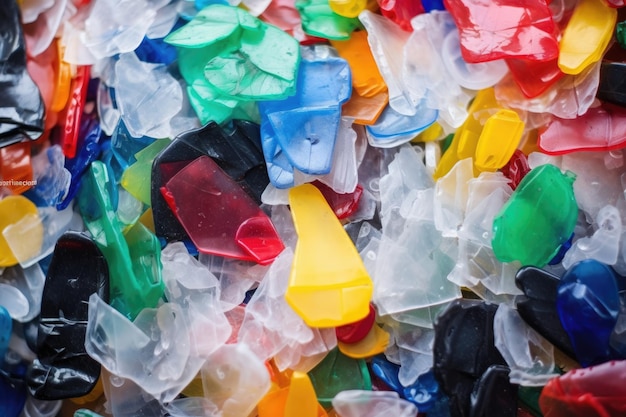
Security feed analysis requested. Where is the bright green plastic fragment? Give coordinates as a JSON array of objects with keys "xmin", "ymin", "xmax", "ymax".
[
  {"xmin": 78, "ymin": 161, "xmax": 164, "ymax": 319},
  {"xmin": 121, "ymin": 139, "xmax": 170, "ymax": 206},
  {"xmin": 296, "ymin": 0, "xmax": 361, "ymax": 41},
  {"xmin": 492, "ymin": 164, "xmax": 578, "ymax": 267},
  {"xmin": 165, "ymin": 4, "xmax": 300, "ymax": 123}
]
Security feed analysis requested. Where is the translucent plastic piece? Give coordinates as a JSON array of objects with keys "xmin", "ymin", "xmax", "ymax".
[
  {"xmin": 0, "ymin": 283, "xmax": 29, "ymax": 321},
  {"xmin": 342, "ymin": 89, "xmax": 389, "ymax": 125},
  {"xmin": 492, "ymin": 164, "xmax": 578, "ymax": 267},
  {"xmin": 239, "ymin": 248, "xmax": 337, "ymax": 371},
  {"xmin": 443, "ymin": 0, "xmax": 559, "ymax": 63},
  {"xmin": 296, "ymin": 0, "xmax": 361, "ymax": 40},
  {"xmin": 359, "ymin": 10, "xmax": 415, "ymax": 116},
  {"xmin": 0, "ymin": 196, "xmax": 43, "ymax": 267},
  {"xmin": 200, "ymin": 343, "xmax": 271, "ymax": 417},
  {"xmin": 82, "ymin": 0, "xmax": 157, "ymax": 59},
  {"xmin": 161, "ymin": 155, "xmax": 284, "ymax": 265},
  {"xmin": 366, "ymin": 100, "xmax": 438, "ymax": 148},
  {"xmin": 286, "ymin": 183, "xmax": 373, "ymax": 327},
  {"xmin": 505, "ymin": 57, "xmax": 564, "ymax": 99},
  {"xmin": 0, "ymin": 264, "xmax": 45, "ymax": 322},
  {"xmin": 378, "ymin": 0, "xmax": 424, "ymax": 31},
  {"xmin": 434, "ymin": 158, "xmax": 473, "ymax": 238},
  {"xmin": 23, "ymin": 0, "xmax": 67, "ymax": 58},
  {"xmin": 538, "ymin": 103, "xmax": 626, "ymax": 155},
  {"xmin": 539, "ymin": 360, "xmax": 626, "ymax": 417},
  {"xmin": 259, "ymin": 46, "xmax": 352, "ymax": 188},
  {"xmin": 474, "ymin": 110, "xmax": 525, "ymax": 172},
  {"xmin": 557, "ymin": 0, "xmax": 616, "ymax": 75},
  {"xmin": 86, "ymin": 294, "xmax": 206, "ymax": 402},
  {"xmin": 562, "ymin": 205, "xmax": 622, "ymax": 269},
  {"xmin": 329, "ymin": 0, "xmax": 367, "ymax": 21},
  {"xmin": 121, "ymin": 139, "xmax": 175, "ymax": 205},
  {"xmin": 114, "ymin": 52, "xmax": 182, "ymax": 139},
  {"xmin": 332, "ymin": 390, "xmax": 418, "ymax": 417},
  {"xmin": 28, "ymin": 145, "xmax": 71, "ymax": 206},
  {"xmin": 493, "ymin": 304, "xmax": 559, "ymax": 387}
]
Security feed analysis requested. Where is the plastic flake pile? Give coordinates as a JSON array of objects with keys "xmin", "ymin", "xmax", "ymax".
[{"xmin": 2, "ymin": 0, "xmax": 626, "ymax": 416}]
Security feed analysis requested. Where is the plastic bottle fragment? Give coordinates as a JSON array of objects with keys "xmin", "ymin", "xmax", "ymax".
[
  {"xmin": 286, "ymin": 183, "xmax": 372, "ymax": 327},
  {"xmin": 25, "ymin": 232, "xmax": 109, "ymax": 400},
  {"xmin": 332, "ymin": 390, "xmax": 418, "ymax": 417},
  {"xmin": 492, "ymin": 164, "xmax": 578, "ymax": 267}
]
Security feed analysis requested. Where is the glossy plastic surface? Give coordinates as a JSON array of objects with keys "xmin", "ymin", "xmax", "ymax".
[
  {"xmin": 0, "ymin": 196, "xmax": 43, "ymax": 267},
  {"xmin": 474, "ymin": 109, "xmax": 525, "ymax": 172}
]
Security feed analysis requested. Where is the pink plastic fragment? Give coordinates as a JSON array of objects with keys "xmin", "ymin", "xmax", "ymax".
[{"xmin": 161, "ymin": 156, "xmax": 284, "ymax": 265}]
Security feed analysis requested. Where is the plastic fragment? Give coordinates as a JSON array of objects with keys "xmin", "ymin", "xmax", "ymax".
[
  {"xmin": 492, "ymin": 164, "xmax": 578, "ymax": 267},
  {"xmin": 286, "ymin": 183, "xmax": 372, "ymax": 327},
  {"xmin": 332, "ymin": 390, "xmax": 418, "ymax": 417},
  {"xmin": 0, "ymin": 196, "xmax": 43, "ymax": 268},
  {"xmin": 26, "ymin": 232, "xmax": 109, "ymax": 400},
  {"xmin": 296, "ymin": 0, "xmax": 362, "ymax": 40}
]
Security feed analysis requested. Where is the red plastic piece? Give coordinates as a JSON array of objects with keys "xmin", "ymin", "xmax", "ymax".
[
  {"xmin": 335, "ymin": 303, "xmax": 376, "ymax": 344},
  {"xmin": 538, "ymin": 103, "xmax": 626, "ymax": 155},
  {"xmin": 377, "ymin": 0, "xmax": 425, "ymax": 32},
  {"xmin": 313, "ymin": 181, "xmax": 363, "ymax": 220},
  {"xmin": 0, "ymin": 142, "xmax": 33, "ymax": 194},
  {"xmin": 59, "ymin": 65, "xmax": 90, "ymax": 159},
  {"xmin": 505, "ymin": 58, "xmax": 565, "ymax": 98},
  {"xmin": 260, "ymin": 0, "xmax": 327, "ymax": 44},
  {"xmin": 500, "ymin": 149, "xmax": 530, "ymax": 191},
  {"xmin": 443, "ymin": 0, "xmax": 559, "ymax": 63},
  {"xmin": 539, "ymin": 360, "xmax": 626, "ymax": 417},
  {"xmin": 161, "ymin": 156, "xmax": 284, "ymax": 265}
]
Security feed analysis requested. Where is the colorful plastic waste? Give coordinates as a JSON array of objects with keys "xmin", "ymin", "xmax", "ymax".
[{"xmin": 2, "ymin": 0, "xmax": 626, "ymax": 416}]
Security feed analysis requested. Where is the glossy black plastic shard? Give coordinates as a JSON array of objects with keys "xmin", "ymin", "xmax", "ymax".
[
  {"xmin": 433, "ymin": 299, "xmax": 507, "ymax": 417},
  {"xmin": 597, "ymin": 61, "xmax": 626, "ymax": 107},
  {"xmin": 469, "ymin": 365, "xmax": 517, "ymax": 417},
  {"xmin": 26, "ymin": 232, "xmax": 109, "ymax": 400},
  {"xmin": 515, "ymin": 266, "xmax": 576, "ymax": 359},
  {"xmin": 0, "ymin": 0, "xmax": 45, "ymax": 148},
  {"xmin": 151, "ymin": 120, "xmax": 269, "ymax": 242}
]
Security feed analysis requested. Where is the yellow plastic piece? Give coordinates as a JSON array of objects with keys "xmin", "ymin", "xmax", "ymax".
[
  {"xmin": 434, "ymin": 88, "xmax": 499, "ymax": 179},
  {"xmin": 258, "ymin": 373, "xmax": 328, "ymax": 417},
  {"xmin": 558, "ymin": 0, "xmax": 617, "ymax": 75},
  {"xmin": 337, "ymin": 324, "xmax": 390, "ymax": 359},
  {"xmin": 413, "ymin": 122, "xmax": 444, "ymax": 143},
  {"xmin": 0, "ymin": 196, "xmax": 42, "ymax": 267},
  {"xmin": 331, "ymin": 31, "xmax": 387, "ymax": 98},
  {"xmin": 329, "ymin": 0, "xmax": 367, "ymax": 17},
  {"xmin": 181, "ymin": 374, "xmax": 204, "ymax": 398},
  {"xmin": 286, "ymin": 184, "xmax": 373, "ymax": 328},
  {"xmin": 51, "ymin": 42, "xmax": 72, "ymax": 112},
  {"xmin": 519, "ymin": 129, "xmax": 540, "ymax": 156},
  {"xmin": 474, "ymin": 109, "xmax": 525, "ymax": 172}
]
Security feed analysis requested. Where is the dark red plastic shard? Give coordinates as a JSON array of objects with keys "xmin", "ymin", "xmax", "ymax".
[
  {"xmin": 505, "ymin": 57, "xmax": 565, "ymax": 98},
  {"xmin": 539, "ymin": 360, "xmax": 626, "ymax": 417},
  {"xmin": 538, "ymin": 103, "xmax": 626, "ymax": 155},
  {"xmin": 161, "ymin": 156, "xmax": 284, "ymax": 265},
  {"xmin": 335, "ymin": 303, "xmax": 376, "ymax": 344},
  {"xmin": 443, "ymin": 0, "xmax": 559, "ymax": 63},
  {"xmin": 500, "ymin": 149, "xmax": 530, "ymax": 191},
  {"xmin": 313, "ymin": 181, "xmax": 363, "ymax": 220}
]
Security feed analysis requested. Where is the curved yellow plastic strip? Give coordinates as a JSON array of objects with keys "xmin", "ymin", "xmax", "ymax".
[
  {"xmin": 337, "ymin": 324, "xmax": 390, "ymax": 359},
  {"xmin": 474, "ymin": 109, "xmax": 525, "ymax": 172},
  {"xmin": 286, "ymin": 184, "xmax": 373, "ymax": 328},
  {"xmin": 285, "ymin": 372, "xmax": 326, "ymax": 417},
  {"xmin": 558, "ymin": 0, "xmax": 617, "ymax": 75},
  {"xmin": 0, "ymin": 196, "xmax": 42, "ymax": 267}
]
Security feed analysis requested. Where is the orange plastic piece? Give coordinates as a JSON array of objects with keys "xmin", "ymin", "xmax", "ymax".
[
  {"xmin": 286, "ymin": 184, "xmax": 373, "ymax": 328},
  {"xmin": 0, "ymin": 142, "xmax": 33, "ymax": 194},
  {"xmin": 0, "ymin": 196, "xmax": 43, "ymax": 267},
  {"xmin": 342, "ymin": 89, "xmax": 388, "ymax": 125},
  {"xmin": 331, "ymin": 31, "xmax": 387, "ymax": 98},
  {"xmin": 337, "ymin": 324, "xmax": 390, "ymax": 359},
  {"xmin": 558, "ymin": 0, "xmax": 617, "ymax": 75},
  {"xmin": 474, "ymin": 109, "xmax": 525, "ymax": 172},
  {"xmin": 258, "ymin": 372, "xmax": 327, "ymax": 417},
  {"xmin": 70, "ymin": 376, "xmax": 104, "ymax": 405},
  {"xmin": 52, "ymin": 42, "xmax": 72, "ymax": 112}
]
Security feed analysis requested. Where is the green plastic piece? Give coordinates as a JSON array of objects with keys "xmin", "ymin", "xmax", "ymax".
[
  {"xmin": 616, "ymin": 21, "xmax": 626, "ymax": 50},
  {"xmin": 74, "ymin": 410, "xmax": 105, "ymax": 417},
  {"xmin": 492, "ymin": 164, "xmax": 578, "ymax": 267},
  {"xmin": 518, "ymin": 386, "xmax": 544, "ymax": 417},
  {"xmin": 165, "ymin": 4, "xmax": 299, "ymax": 123},
  {"xmin": 78, "ymin": 161, "xmax": 164, "ymax": 319},
  {"xmin": 307, "ymin": 347, "xmax": 372, "ymax": 408},
  {"xmin": 296, "ymin": 0, "xmax": 361, "ymax": 40},
  {"xmin": 120, "ymin": 139, "xmax": 170, "ymax": 206}
]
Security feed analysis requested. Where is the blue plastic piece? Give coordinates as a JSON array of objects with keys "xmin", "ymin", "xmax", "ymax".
[
  {"xmin": 0, "ymin": 375, "xmax": 26, "ymax": 417},
  {"xmin": 57, "ymin": 113, "xmax": 103, "ymax": 210},
  {"xmin": 195, "ymin": 0, "xmax": 228, "ymax": 8},
  {"xmin": 421, "ymin": 0, "xmax": 445, "ymax": 11},
  {"xmin": 111, "ymin": 121, "xmax": 155, "ymax": 171},
  {"xmin": 370, "ymin": 355, "xmax": 441, "ymax": 411},
  {"xmin": 135, "ymin": 36, "xmax": 178, "ymax": 65},
  {"xmin": 366, "ymin": 100, "xmax": 438, "ymax": 147},
  {"xmin": 259, "ymin": 48, "xmax": 351, "ymax": 188},
  {"xmin": 0, "ymin": 306, "xmax": 11, "ymax": 367},
  {"xmin": 557, "ymin": 259, "xmax": 621, "ymax": 367},
  {"xmin": 548, "ymin": 233, "xmax": 574, "ymax": 265}
]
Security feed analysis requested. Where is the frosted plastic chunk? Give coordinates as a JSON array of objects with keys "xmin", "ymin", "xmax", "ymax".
[{"xmin": 332, "ymin": 390, "xmax": 418, "ymax": 417}]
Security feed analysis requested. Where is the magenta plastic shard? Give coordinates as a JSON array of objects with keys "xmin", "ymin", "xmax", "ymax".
[
  {"xmin": 161, "ymin": 156, "xmax": 284, "ymax": 265},
  {"xmin": 443, "ymin": 0, "xmax": 559, "ymax": 63}
]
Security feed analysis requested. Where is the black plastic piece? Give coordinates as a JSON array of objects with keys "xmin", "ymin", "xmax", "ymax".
[
  {"xmin": 515, "ymin": 266, "xmax": 576, "ymax": 358},
  {"xmin": 598, "ymin": 61, "xmax": 626, "ymax": 107},
  {"xmin": 0, "ymin": 0, "xmax": 45, "ymax": 148},
  {"xmin": 469, "ymin": 365, "xmax": 517, "ymax": 417},
  {"xmin": 433, "ymin": 299, "xmax": 508, "ymax": 417},
  {"xmin": 26, "ymin": 232, "xmax": 109, "ymax": 400},
  {"xmin": 151, "ymin": 120, "xmax": 269, "ymax": 242}
]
